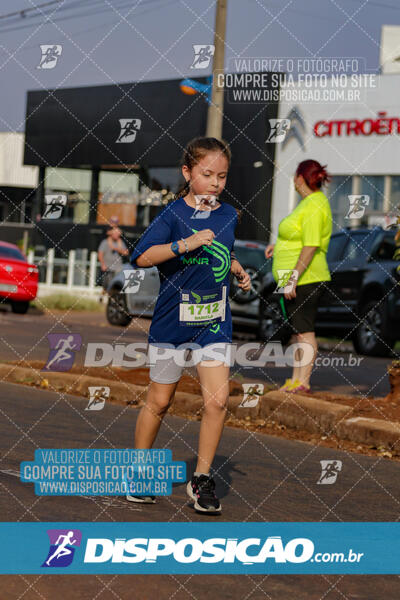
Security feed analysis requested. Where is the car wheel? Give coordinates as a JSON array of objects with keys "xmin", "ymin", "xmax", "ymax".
[
  {"xmin": 352, "ymin": 299, "xmax": 394, "ymax": 357},
  {"xmin": 11, "ymin": 301, "xmax": 29, "ymax": 314},
  {"xmin": 106, "ymin": 289, "xmax": 132, "ymax": 327},
  {"xmin": 230, "ymin": 265, "xmax": 263, "ymax": 304},
  {"xmin": 258, "ymin": 294, "xmax": 292, "ymax": 344}
]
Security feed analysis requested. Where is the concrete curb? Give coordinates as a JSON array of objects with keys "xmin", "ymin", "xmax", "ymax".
[
  {"xmin": 0, "ymin": 364, "xmax": 146, "ymax": 407},
  {"xmin": 336, "ymin": 417, "xmax": 400, "ymax": 450},
  {"xmin": 1, "ymin": 364, "xmax": 399, "ymax": 451},
  {"xmin": 257, "ymin": 391, "xmax": 353, "ymax": 435}
]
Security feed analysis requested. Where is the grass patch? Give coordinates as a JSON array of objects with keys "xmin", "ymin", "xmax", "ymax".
[{"xmin": 33, "ymin": 293, "xmax": 103, "ymax": 312}]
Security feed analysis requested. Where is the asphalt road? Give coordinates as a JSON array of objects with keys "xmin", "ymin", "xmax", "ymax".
[
  {"xmin": 1, "ymin": 381, "xmax": 400, "ymax": 598},
  {"xmin": 0, "ymin": 307, "xmax": 393, "ymax": 397}
]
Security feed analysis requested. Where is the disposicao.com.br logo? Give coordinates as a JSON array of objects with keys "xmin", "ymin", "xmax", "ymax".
[
  {"xmin": 0, "ymin": 522, "xmax": 382, "ymax": 574},
  {"xmin": 83, "ymin": 535, "xmax": 363, "ymax": 566}
]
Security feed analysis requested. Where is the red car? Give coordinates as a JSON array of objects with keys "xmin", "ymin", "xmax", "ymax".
[{"xmin": 0, "ymin": 241, "xmax": 38, "ymax": 313}]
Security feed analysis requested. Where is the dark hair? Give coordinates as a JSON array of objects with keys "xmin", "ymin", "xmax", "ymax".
[
  {"xmin": 296, "ymin": 159, "xmax": 330, "ymax": 191},
  {"xmin": 174, "ymin": 137, "xmax": 232, "ymax": 200}
]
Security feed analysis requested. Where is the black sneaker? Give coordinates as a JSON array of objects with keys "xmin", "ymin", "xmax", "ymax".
[
  {"xmin": 186, "ymin": 474, "xmax": 221, "ymax": 513},
  {"xmin": 126, "ymin": 493, "xmax": 156, "ymax": 504},
  {"xmin": 124, "ymin": 474, "xmax": 156, "ymax": 504}
]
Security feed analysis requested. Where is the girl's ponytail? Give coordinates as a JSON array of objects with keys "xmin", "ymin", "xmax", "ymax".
[{"xmin": 174, "ymin": 178, "xmax": 190, "ymax": 201}]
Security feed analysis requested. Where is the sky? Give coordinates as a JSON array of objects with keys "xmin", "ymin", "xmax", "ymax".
[{"xmin": 0, "ymin": 0, "xmax": 400, "ymax": 131}]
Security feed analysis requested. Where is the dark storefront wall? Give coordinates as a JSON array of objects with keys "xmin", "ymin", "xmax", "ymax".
[
  {"xmin": 24, "ymin": 75, "xmax": 278, "ymax": 249},
  {"xmin": 24, "ymin": 77, "xmax": 209, "ymax": 168}
]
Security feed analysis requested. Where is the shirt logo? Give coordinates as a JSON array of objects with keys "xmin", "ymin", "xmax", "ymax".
[
  {"xmin": 209, "ymin": 323, "xmax": 221, "ymax": 334},
  {"xmin": 191, "ymin": 291, "xmax": 202, "ymax": 304},
  {"xmin": 181, "ymin": 257, "xmax": 209, "ymax": 265},
  {"xmin": 191, "ymin": 228, "xmax": 230, "ymax": 283}
]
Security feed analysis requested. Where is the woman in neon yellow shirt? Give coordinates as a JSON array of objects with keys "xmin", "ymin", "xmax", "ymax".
[{"xmin": 265, "ymin": 159, "xmax": 332, "ymax": 393}]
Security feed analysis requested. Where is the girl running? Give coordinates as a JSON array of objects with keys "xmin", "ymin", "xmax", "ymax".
[{"xmin": 129, "ymin": 137, "xmax": 251, "ymax": 514}]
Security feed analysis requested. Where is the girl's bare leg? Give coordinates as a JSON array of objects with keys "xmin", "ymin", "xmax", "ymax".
[
  {"xmin": 134, "ymin": 380, "xmax": 178, "ymax": 448},
  {"xmin": 195, "ymin": 362, "xmax": 230, "ymax": 474}
]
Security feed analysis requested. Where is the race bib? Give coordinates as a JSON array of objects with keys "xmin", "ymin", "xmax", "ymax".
[{"xmin": 179, "ymin": 286, "xmax": 227, "ymax": 327}]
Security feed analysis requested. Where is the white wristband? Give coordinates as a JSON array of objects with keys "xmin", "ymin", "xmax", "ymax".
[{"xmin": 181, "ymin": 238, "xmax": 189, "ymax": 253}]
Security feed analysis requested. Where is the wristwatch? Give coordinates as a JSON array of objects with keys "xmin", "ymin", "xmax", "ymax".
[{"xmin": 171, "ymin": 241, "xmax": 180, "ymax": 256}]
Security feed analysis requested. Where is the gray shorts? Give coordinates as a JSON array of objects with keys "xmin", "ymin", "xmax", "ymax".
[{"xmin": 148, "ymin": 343, "xmax": 233, "ymax": 384}]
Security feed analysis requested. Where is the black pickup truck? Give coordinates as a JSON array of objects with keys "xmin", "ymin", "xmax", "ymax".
[{"xmin": 258, "ymin": 227, "xmax": 400, "ymax": 357}]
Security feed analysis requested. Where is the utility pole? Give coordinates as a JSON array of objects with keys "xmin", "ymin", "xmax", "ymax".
[{"xmin": 206, "ymin": 0, "xmax": 227, "ymax": 139}]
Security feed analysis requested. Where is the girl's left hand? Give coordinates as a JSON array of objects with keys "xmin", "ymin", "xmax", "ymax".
[{"xmin": 233, "ymin": 267, "xmax": 251, "ymax": 292}]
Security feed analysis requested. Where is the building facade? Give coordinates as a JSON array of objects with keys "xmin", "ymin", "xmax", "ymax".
[{"xmin": 271, "ymin": 73, "xmax": 400, "ymax": 237}]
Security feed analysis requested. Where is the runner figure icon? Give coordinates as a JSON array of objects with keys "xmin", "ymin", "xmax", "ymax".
[
  {"xmin": 43, "ymin": 201, "xmax": 63, "ymax": 219},
  {"xmin": 45, "ymin": 531, "xmax": 77, "ymax": 566},
  {"xmin": 37, "ymin": 44, "xmax": 62, "ymax": 69},
  {"xmin": 116, "ymin": 118, "xmax": 141, "ymax": 143},
  {"xmin": 191, "ymin": 45, "xmax": 214, "ymax": 69},
  {"xmin": 317, "ymin": 460, "xmax": 342, "ymax": 484},
  {"xmin": 42, "ymin": 194, "xmax": 67, "ymax": 219},
  {"xmin": 266, "ymin": 119, "xmax": 291, "ymax": 143},
  {"xmin": 44, "ymin": 335, "xmax": 78, "ymax": 371}
]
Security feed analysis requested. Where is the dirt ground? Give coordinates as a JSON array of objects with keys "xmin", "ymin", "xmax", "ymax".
[{"xmin": 6, "ymin": 360, "xmax": 400, "ymax": 461}]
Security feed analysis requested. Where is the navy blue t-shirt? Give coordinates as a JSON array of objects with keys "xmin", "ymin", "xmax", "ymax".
[{"xmin": 130, "ymin": 196, "xmax": 238, "ymax": 347}]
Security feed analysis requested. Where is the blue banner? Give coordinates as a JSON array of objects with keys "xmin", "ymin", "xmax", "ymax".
[
  {"xmin": 0, "ymin": 522, "xmax": 399, "ymax": 574},
  {"xmin": 20, "ymin": 449, "xmax": 186, "ymax": 496}
]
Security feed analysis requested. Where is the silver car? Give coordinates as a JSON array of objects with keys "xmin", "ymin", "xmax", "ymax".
[{"xmin": 106, "ymin": 240, "xmax": 271, "ymax": 328}]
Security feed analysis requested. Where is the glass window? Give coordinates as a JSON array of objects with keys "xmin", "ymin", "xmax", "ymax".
[
  {"xmin": 360, "ymin": 176, "xmax": 384, "ymax": 211},
  {"xmin": 99, "ymin": 171, "xmax": 139, "ymax": 194},
  {"xmin": 44, "ymin": 167, "xmax": 92, "ymax": 225},
  {"xmin": 46, "ymin": 167, "xmax": 92, "ymax": 192},
  {"xmin": 391, "ymin": 176, "xmax": 400, "ymax": 211},
  {"xmin": 137, "ymin": 167, "xmax": 181, "ymax": 227},
  {"xmin": 0, "ymin": 246, "xmax": 25, "ymax": 261},
  {"xmin": 147, "ymin": 167, "xmax": 181, "ymax": 193},
  {"xmin": 98, "ymin": 170, "xmax": 140, "ymax": 226},
  {"xmin": 325, "ymin": 175, "xmax": 353, "ymax": 232}
]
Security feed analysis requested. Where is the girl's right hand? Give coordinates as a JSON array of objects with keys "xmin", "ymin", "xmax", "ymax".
[
  {"xmin": 265, "ymin": 244, "xmax": 275, "ymax": 259},
  {"xmin": 185, "ymin": 229, "xmax": 215, "ymax": 250}
]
